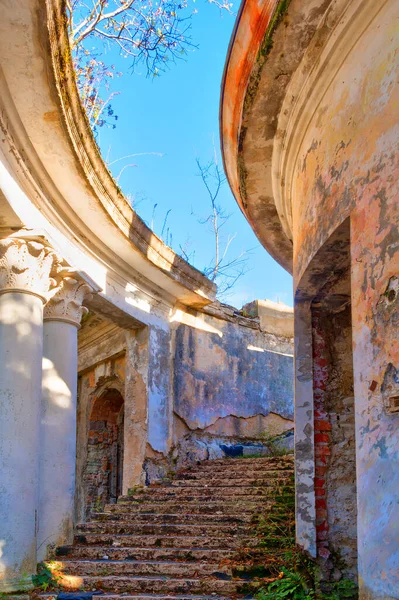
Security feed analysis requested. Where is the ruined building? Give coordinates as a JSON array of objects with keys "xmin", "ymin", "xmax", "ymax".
[
  {"xmin": 0, "ymin": 1, "xmax": 294, "ymax": 594},
  {"xmin": 221, "ymin": 0, "xmax": 399, "ymax": 598}
]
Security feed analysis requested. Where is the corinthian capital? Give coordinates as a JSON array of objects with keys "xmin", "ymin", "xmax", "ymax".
[
  {"xmin": 44, "ymin": 276, "xmax": 93, "ymax": 327},
  {"xmin": 0, "ymin": 238, "xmax": 59, "ymax": 301}
]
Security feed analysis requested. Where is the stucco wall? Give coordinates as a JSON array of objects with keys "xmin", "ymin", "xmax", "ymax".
[
  {"xmin": 291, "ymin": 2, "xmax": 399, "ymax": 596},
  {"xmin": 77, "ymin": 306, "xmax": 295, "ymax": 507},
  {"xmin": 292, "ymin": 2, "xmax": 398, "ymax": 288},
  {"xmin": 173, "ymin": 312, "xmax": 294, "ymax": 438}
]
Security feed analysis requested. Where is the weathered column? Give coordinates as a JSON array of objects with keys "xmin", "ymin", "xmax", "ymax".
[
  {"xmin": 0, "ymin": 238, "xmax": 58, "ymax": 593},
  {"xmin": 37, "ymin": 276, "xmax": 92, "ymax": 561},
  {"xmin": 294, "ymin": 298, "xmax": 316, "ymax": 558}
]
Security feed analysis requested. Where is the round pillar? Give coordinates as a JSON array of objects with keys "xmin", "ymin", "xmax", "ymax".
[
  {"xmin": 37, "ymin": 277, "xmax": 92, "ymax": 561},
  {"xmin": 0, "ymin": 238, "xmax": 58, "ymax": 593}
]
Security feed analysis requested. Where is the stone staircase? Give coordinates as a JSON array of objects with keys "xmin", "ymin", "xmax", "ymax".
[{"xmin": 35, "ymin": 455, "xmax": 295, "ymax": 599}]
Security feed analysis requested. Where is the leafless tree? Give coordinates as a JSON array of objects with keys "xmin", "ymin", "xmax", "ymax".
[
  {"xmin": 67, "ymin": 1, "xmax": 233, "ymax": 131},
  {"xmin": 196, "ymin": 153, "xmax": 251, "ymax": 297}
]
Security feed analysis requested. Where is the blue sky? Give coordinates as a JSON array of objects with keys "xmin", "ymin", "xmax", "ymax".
[{"xmin": 95, "ymin": 3, "xmax": 293, "ymax": 308}]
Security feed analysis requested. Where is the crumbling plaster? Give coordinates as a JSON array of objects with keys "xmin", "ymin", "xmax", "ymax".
[
  {"xmin": 174, "ymin": 312, "xmax": 293, "ymax": 432},
  {"xmin": 77, "ymin": 303, "xmax": 295, "ymax": 501},
  {"xmin": 222, "ymin": 0, "xmax": 399, "ymax": 596},
  {"xmin": 0, "ymin": 0, "xmax": 297, "ymax": 590},
  {"xmin": 290, "ymin": 5, "xmax": 399, "ymax": 595},
  {"xmin": 77, "ymin": 313, "xmax": 177, "ymax": 489}
]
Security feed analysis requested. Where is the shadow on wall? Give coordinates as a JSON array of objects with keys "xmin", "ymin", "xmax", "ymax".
[{"xmin": 173, "ymin": 316, "xmax": 294, "ymax": 431}]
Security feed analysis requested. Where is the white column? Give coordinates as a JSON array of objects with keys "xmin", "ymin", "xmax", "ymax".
[
  {"xmin": 0, "ymin": 238, "xmax": 58, "ymax": 593},
  {"xmin": 37, "ymin": 277, "xmax": 92, "ymax": 561}
]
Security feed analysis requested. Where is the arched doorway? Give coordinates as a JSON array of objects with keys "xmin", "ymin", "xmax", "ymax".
[{"xmin": 85, "ymin": 387, "xmax": 124, "ymax": 514}]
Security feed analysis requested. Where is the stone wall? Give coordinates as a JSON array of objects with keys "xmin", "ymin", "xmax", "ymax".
[
  {"xmin": 76, "ymin": 352, "xmax": 127, "ymax": 518},
  {"xmin": 143, "ymin": 302, "xmax": 296, "ymax": 479},
  {"xmin": 85, "ymin": 388, "xmax": 124, "ymax": 513}
]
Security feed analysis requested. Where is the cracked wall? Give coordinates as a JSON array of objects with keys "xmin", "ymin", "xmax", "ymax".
[
  {"xmin": 76, "ymin": 314, "xmax": 149, "ymax": 519},
  {"xmin": 77, "ymin": 306, "xmax": 294, "ymax": 499},
  {"xmin": 291, "ymin": 2, "xmax": 399, "ymax": 596},
  {"xmin": 173, "ymin": 310, "xmax": 294, "ymax": 443}
]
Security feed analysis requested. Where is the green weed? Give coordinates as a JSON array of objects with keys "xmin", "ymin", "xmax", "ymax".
[{"xmin": 32, "ymin": 561, "xmax": 61, "ymax": 591}]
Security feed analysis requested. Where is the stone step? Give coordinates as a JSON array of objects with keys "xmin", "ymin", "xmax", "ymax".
[
  {"xmin": 173, "ymin": 470, "xmax": 293, "ymax": 481},
  {"xmin": 53, "ymin": 574, "xmax": 252, "ymax": 595},
  {"xmin": 55, "ymin": 559, "xmax": 227, "ymax": 578},
  {"xmin": 169, "ymin": 477, "xmax": 288, "ymax": 487},
  {"xmin": 192, "ymin": 457, "xmax": 294, "ymax": 469},
  {"xmin": 76, "ymin": 522, "xmax": 252, "ymax": 536},
  {"xmin": 38, "ymin": 595, "xmax": 232, "ymax": 600},
  {"xmin": 56, "ymin": 545, "xmax": 236, "ymax": 563},
  {"xmin": 42, "ymin": 456, "xmax": 294, "ymax": 599},
  {"xmin": 115, "ymin": 500, "xmax": 262, "ymax": 513},
  {"xmin": 119, "ymin": 487, "xmax": 284, "ymax": 502},
  {"xmin": 96, "ymin": 512, "xmax": 254, "ymax": 524},
  {"xmin": 74, "ymin": 533, "xmax": 257, "ymax": 549}
]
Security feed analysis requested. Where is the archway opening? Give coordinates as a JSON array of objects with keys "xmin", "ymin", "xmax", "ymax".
[
  {"xmin": 85, "ymin": 388, "xmax": 124, "ymax": 515},
  {"xmin": 295, "ymin": 219, "xmax": 357, "ymax": 584}
]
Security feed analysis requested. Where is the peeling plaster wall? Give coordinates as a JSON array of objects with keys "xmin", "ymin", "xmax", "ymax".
[
  {"xmin": 76, "ymin": 352, "xmax": 126, "ymax": 520},
  {"xmin": 77, "ymin": 308, "xmax": 294, "ymax": 502},
  {"xmin": 173, "ymin": 313, "xmax": 294, "ymax": 441},
  {"xmin": 76, "ymin": 315, "xmax": 150, "ymax": 520},
  {"xmin": 147, "ymin": 325, "xmax": 174, "ymax": 455},
  {"xmin": 291, "ymin": 2, "xmax": 399, "ymax": 596}
]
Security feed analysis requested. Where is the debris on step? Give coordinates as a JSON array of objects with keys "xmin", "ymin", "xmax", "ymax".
[{"xmin": 31, "ymin": 456, "xmax": 295, "ymax": 600}]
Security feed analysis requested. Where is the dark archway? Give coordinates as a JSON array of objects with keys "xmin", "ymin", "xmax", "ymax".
[
  {"xmin": 295, "ymin": 219, "xmax": 357, "ymax": 583},
  {"xmin": 85, "ymin": 387, "xmax": 124, "ymax": 515}
]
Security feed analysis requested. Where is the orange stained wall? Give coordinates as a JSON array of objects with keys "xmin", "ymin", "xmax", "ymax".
[{"xmin": 292, "ymin": 3, "xmax": 399, "ymax": 597}]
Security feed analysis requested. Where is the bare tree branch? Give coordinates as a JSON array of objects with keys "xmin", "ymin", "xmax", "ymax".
[{"xmin": 196, "ymin": 151, "xmax": 251, "ymax": 298}]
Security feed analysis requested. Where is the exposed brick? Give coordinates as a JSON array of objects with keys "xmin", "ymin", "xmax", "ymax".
[
  {"xmin": 315, "ymin": 445, "xmax": 331, "ymax": 457},
  {"xmin": 314, "ymin": 419, "xmax": 332, "ymax": 431},
  {"xmin": 315, "ymin": 466, "xmax": 327, "ymax": 477},
  {"xmin": 316, "ymin": 509, "xmax": 328, "ymax": 520},
  {"xmin": 318, "ymin": 546, "xmax": 331, "ymax": 560},
  {"xmin": 314, "ymin": 477, "xmax": 326, "ymax": 488},
  {"xmin": 315, "ymin": 433, "xmax": 330, "ymax": 443},
  {"xmin": 316, "ymin": 529, "xmax": 328, "ymax": 541}
]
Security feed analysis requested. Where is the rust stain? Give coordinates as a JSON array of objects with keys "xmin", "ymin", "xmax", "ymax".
[{"xmin": 221, "ymin": 0, "xmax": 279, "ymax": 208}]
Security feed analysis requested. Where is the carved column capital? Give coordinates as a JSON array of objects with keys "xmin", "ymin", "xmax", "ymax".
[
  {"xmin": 0, "ymin": 237, "xmax": 60, "ymax": 301},
  {"xmin": 44, "ymin": 276, "xmax": 93, "ymax": 328}
]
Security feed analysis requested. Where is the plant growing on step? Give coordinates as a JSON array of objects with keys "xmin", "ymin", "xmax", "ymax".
[
  {"xmin": 256, "ymin": 567, "xmax": 315, "ymax": 600},
  {"xmin": 321, "ymin": 578, "xmax": 358, "ymax": 599},
  {"xmin": 92, "ymin": 497, "xmax": 105, "ymax": 513},
  {"xmin": 256, "ymin": 569, "xmax": 358, "ymax": 600},
  {"xmin": 32, "ymin": 562, "xmax": 62, "ymax": 591},
  {"xmin": 127, "ymin": 485, "xmax": 144, "ymax": 495},
  {"xmin": 259, "ymin": 431, "xmax": 293, "ymax": 457}
]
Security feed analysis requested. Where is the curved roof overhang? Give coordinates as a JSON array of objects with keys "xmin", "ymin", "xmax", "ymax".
[
  {"xmin": 0, "ymin": 0, "xmax": 216, "ymax": 309},
  {"xmin": 220, "ymin": 0, "xmax": 338, "ymax": 274}
]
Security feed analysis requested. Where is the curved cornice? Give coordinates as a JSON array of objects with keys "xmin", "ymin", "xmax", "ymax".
[
  {"xmin": 220, "ymin": 0, "xmax": 293, "ymax": 273},
  {"xmin": 221, "ymin": 0, "xmax": 389, "ymax": 280},
  {"xmin": 220, "ymin": 0, "xmax": 339, "ymax": 274},
  {"xmin": 0, "ymin": 0, "xmax": 215, "ymax": 309},
  {"xmin": 274, "ymin": 0, "xmax": 388, "ymax": 267}
]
